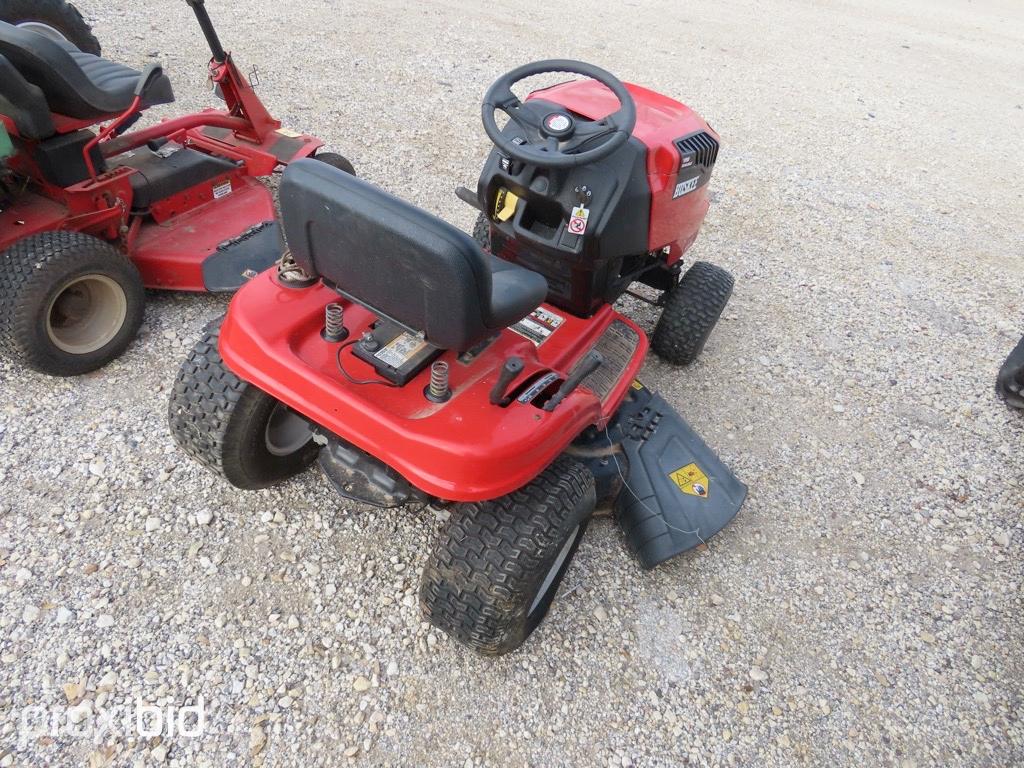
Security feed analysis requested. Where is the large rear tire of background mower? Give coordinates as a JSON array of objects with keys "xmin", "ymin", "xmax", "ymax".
[
  {"xmin": 0, "ymin": 231, "xmax": 144, "ymax": 376},
  {"xmin": 996, "ymin": 335, "xmax": 1024, "ymax": 410},
  {"xmin": 0, "ymin": 0, "xmax": 100, "ymax": 54},
  {"xmin": 168, "ymin": 319, "xmax": 319, "ymax": 490},
  {"xmin": 419, "ymin": 456, "xmax": 596, "ymax": 655},
  {"xmin": 311, "ymin": 152, "xmax": 356, "ymax": 177},
  {"xmin": 651, "ymin": 260, "xmax": 734, "ymax": 366}
]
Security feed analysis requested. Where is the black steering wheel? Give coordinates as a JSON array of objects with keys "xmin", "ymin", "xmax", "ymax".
[{"xmin": 482, "ymin": 60, "xmax": 637, "ymax": 169}]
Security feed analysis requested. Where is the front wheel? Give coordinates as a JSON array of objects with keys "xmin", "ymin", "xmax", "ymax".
[
  {"xmin": 311, "ymin": 151, "xmax": 356, "ymax": 177},
  {"xmin": 0, "ymin": 231, "xmax": 144, "ymax": 376},
  {"xmin": 168, "ymin": 319, "xmax": 319, "ymax": 489},
  {"xmin": 419, "ymin": 456, "xmax": 596, "ymax": 655},
  {"xmin": 651, "ymin": 260, "xmax": 734, "ymax": 366}
]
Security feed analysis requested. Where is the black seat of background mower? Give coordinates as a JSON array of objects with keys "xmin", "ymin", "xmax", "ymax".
[
  {"xmin": 113, "ymin": 143, "xmax": 239, "ymax": 211},
  {"xmin": 0, "ymin": 53, "xmax": 54, "ymax": 140},
  {"xmin": 280, "ymin": 159, "xmax": 549, "ymax": 352},
  {"xmin": 0, "ymin": 22, "xmax": 174, "ymax": 120}
]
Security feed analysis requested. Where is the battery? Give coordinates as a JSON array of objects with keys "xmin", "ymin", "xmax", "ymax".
[{"xmin": 351, "ymin": 319, "xmax": 443, "ymax": 385}]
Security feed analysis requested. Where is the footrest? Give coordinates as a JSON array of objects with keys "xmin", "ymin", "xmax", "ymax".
[{"xmin": 608, "ymin": 384, "xmax": 746, "ymax": 569}]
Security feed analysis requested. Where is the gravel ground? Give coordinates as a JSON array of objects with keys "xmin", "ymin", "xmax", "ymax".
[{"xmin": 1, "ymin": 0, "xmax": 1022, "ymax": 766}]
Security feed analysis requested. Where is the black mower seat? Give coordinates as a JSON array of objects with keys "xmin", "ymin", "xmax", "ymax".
[
  {"xmin": 280, "ymin": 159, "xmax": 548, "ymax": 352},
  {"xmin": 0, "ymin": 21, "xmax": 174, "ymax": 120},
  {"xmin": 0, "ymin": 53, "xmax": 54, "ymax": 140}
]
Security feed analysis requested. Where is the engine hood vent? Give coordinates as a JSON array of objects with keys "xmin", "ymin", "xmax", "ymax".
[{"xmin": 674, "ymin": 131, "xmax": 719, "ymax": 170}]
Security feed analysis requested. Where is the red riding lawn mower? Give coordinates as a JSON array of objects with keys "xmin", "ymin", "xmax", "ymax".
[
  {"xmin": 170, "ymin": 61, "xmax": 747, "ymax": 655},
  {"xmin": 0, "ymin": 0, "xmax": 351, "ymax": 376}
]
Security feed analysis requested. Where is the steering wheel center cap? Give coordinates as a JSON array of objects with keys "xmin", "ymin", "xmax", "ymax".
[{"xmin": 543, "ymin": 112, "xmax": 575, "ymax": 139}]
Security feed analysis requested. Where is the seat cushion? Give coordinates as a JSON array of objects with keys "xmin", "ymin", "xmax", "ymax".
[
  {"xmin": 280, "ymin": 159, "xmax": 547, "ymax": 352},
  {"xmin": 0, "ymin": 21, "xmax": 173, "ymax": 119}
]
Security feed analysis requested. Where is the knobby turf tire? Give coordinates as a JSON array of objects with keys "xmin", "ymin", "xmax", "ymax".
[
  {"xmin": 0, "ymin": 231, "xmax": 144, "ymax": 376},
  {"xmin": 651, "ymin": 260, "xmax": 734, "ymax": 366},
  {"xmin": 996, "ymin": 334, "xmax": 1024, "ymax": 410},
  {"xmin": 472, "ymin": 212, "xmax": 490, "ymax": 251},
  {"xmin": 420, "ymin": 456, "xmax": 596, "ymax": 656},
  {"xmin": 0, "ymin": 0, "xmax": 101, "ymax": 54},
  {"xmin": 168, "ymin": 318, "xmax": 318, "ymax": 489}
]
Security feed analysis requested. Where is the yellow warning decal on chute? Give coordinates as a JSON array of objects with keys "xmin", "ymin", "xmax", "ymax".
[
  {"xmin": 494, "ymin": 188, "xmax": 519, "ymax": 222},
  {"xmin": 669, "ymin": 463, "xmax": 709, "ymax": 499}
]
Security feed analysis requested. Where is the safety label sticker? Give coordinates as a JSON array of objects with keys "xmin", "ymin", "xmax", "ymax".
[
  {"xmin": 510, "ymin": 307, "xmax": 565, "ymax": 346},
  {"xmin": 568, "ymin": 205, "xmax": 590, "ymax": 235},
  {"xmin": 276, "ymin": 127, "xmax": 303, "ymax": 138},
  {"xmin": 212, "ymin": 180, "xmax": 233, "ymax": 200},
  {"xmin": 375, "ymin": 332, "xmax": 428, "ymax": 369},
  {"xmin": 669, "ymin": 462, "xmax": 709, "ymax": 498},
  {"xmin": 673, "ymin": 176, "xmax": 700, "ymax": 199}
]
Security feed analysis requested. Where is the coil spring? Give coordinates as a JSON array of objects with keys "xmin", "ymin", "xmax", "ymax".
[
  {"xmin": 325, "ymin": 303, "xmax": 344, "ymax": 337},
  {"xmin": 428, "ymin": 361, "xmax": 450, "ymax": 400}
]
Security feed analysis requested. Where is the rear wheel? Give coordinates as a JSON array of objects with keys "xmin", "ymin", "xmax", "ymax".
[
  {"xmin": 996, "ymin": 335, "xmax": 1024, "ymax": 410},
  {"xmin": 0, "ymin": 0, "xmax": 100, "ymax": 54},
  {"xmin": 0, "ymin": 231, "xmax": 144, "ymax": 376},
  {"xmin": 419, "ymin": 456, "xmax": 596, "ymax": 655},
  {"xmin": 168, "ymin": 319, "xmax": 319, "ymax": 489},
  {"xmin": 651, "ymin": 260, "xmax": 734, "ymax": 366},
  {"xmin": 312, "ymin": 152, "xmax": 356, "ymax": 177}
]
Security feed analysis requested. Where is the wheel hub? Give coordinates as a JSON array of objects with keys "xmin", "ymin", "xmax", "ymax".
[
  {"xmin": 45, "ymin": 274, "xmax": 127, "ymax": 355},
  {"xmin": 264, "ymin": 403, "xmax": 314, "ymax": 456}
]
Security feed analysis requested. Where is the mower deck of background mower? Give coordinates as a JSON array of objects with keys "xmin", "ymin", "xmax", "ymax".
[
  {"xmin": 170, "ymin": 60, "xmax": 746, "ymax": 655},
  {"xmin": 0, "ymin": 0, "xmax": 349, "ymax": 376}
]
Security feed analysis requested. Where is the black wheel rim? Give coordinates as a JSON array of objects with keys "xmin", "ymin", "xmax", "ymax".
[{"xmin": 264, "ymin": 403, "xmax": 314, "ymax": 457}]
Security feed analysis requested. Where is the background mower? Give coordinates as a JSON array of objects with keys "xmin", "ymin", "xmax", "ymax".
[
  {"xmin": 169, "ymin": 61, "xmax": 746, "ymax": 655},
  {"xmin": 0, "ymin": 0, "xmax": 100, "ymax": 55},
  {"xmin": 997, "ymin": 334, "xmax": 1024, "ymax": 410},
  {"xmin": 0, "ymin": 0, "xmax": 351, "ymax": 376}
]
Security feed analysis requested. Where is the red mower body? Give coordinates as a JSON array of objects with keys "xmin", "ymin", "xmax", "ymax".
[{"xmin": 219, "ymin": 269, "xmax": 648, "ymax": 502}]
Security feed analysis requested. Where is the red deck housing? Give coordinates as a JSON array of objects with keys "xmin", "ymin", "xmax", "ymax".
[{"xmin": 219, "ymin": 271, "xmax": 648, "ymax": 502}]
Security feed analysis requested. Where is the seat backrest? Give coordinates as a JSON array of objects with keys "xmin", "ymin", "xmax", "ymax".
[
  {"xmin": 0, "ymin": 53, "xmax": 54, "ymax": 140},
  {"xmin": 280, "ymin": 160, "xmax": 497, "ymax": 351}
]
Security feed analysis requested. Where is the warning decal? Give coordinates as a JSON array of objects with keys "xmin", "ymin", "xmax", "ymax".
[
  {"xmin": 212, "ymin": 180, "xmax": 233, "ymax": 199},
  {"xmin": 509, "ymin": 307, "xmax": 564, "ymax": 346},
  {"xmin": 568, "ymin": 205, "xmax": 590, "ymax": 235},
  {"xmin": 669, "ymin": 463, "xmax": 709, "ymax": 499}
]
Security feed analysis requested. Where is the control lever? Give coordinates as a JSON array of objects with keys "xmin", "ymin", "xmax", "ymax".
[
  {"xmin": 543, "ymin": 351, "xmax": 604, "ymax": 412},
  {"xmin": 455, "ymin": 186, "xmax": 484, "ymax": 212},
  {"xmin": 489, "ymin": 356, "xmax": 524, "ymax": 405}
]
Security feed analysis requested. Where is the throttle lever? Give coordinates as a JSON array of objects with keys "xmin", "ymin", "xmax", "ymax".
[{"xmin": 543, "ymin": 351, "xmax": 603, "ymax": 412}]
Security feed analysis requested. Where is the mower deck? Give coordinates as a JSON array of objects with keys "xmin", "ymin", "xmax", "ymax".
[
  {"xmin": 131, "ymin": 175, "xmax": 279, "ymax": 291},
  {"xmin": 218, "ymin": 270, "xmax": 649, "ymax": 501}
]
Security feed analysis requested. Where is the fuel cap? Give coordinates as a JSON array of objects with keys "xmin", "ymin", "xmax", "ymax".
[{"xmin": 542, "ymin": 112, "xmax": 575, "ymax": 139}]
